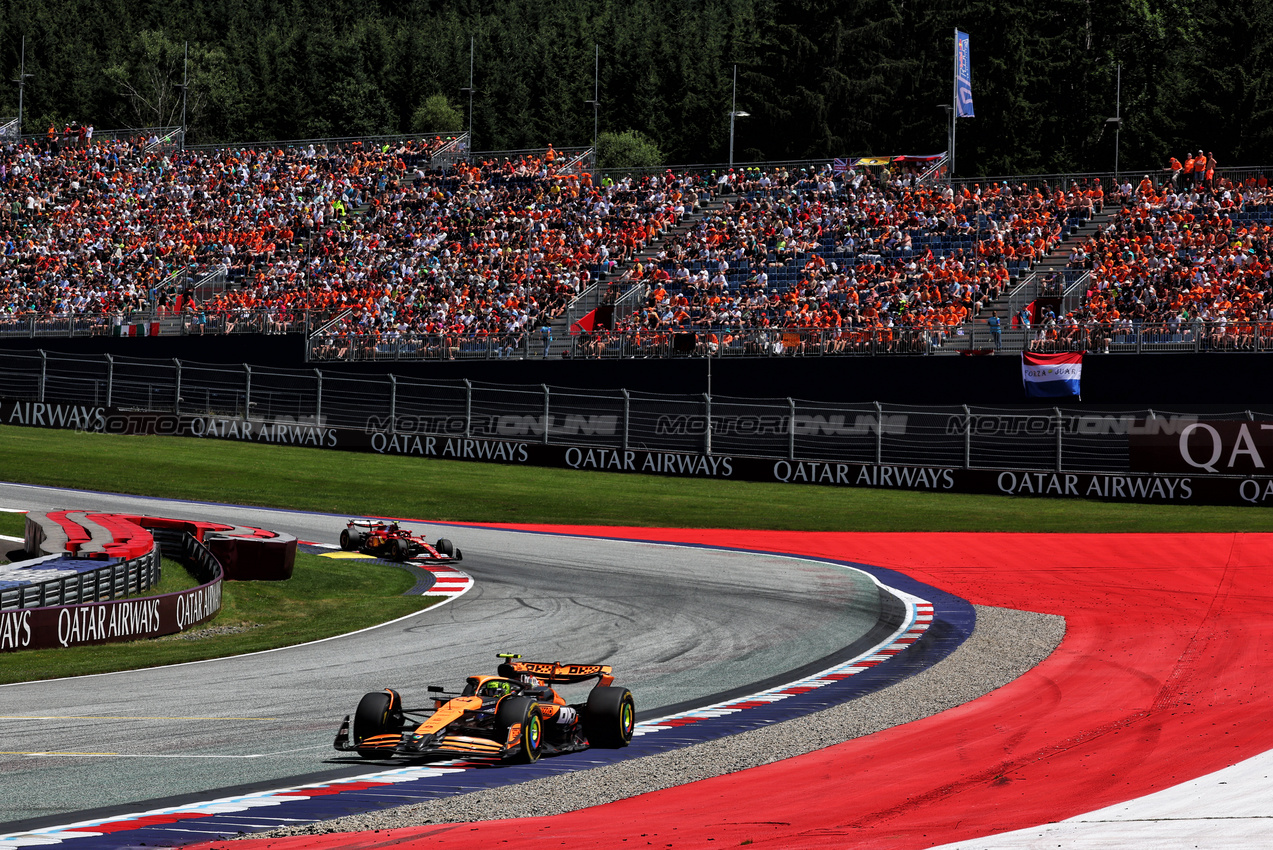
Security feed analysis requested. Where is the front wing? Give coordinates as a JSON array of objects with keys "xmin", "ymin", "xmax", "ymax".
[{"xmin": 333, "ymin": 715, "xmax": 588, "ymax": 760}]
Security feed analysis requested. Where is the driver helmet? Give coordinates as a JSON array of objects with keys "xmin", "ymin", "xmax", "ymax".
[{"xmin": 478, "ymin": 679, "xmax": 513, "ymax": 698}]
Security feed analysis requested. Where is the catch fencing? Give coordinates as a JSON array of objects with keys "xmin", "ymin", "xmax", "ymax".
[
  {"xmin": 3, "ymin": 349, "xmax": 1270, "ymax": 476},
  {"xmin": 305, "ymin": 321, "xmax": 1273, "ymax": 362}
]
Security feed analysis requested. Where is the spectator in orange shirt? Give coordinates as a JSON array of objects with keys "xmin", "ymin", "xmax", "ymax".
[{"xmin": 1166, "ymin": 156, "xmax": 1184, "ymax": 188}]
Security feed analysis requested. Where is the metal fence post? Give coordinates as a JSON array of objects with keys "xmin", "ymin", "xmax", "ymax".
[
  {"xmin": 244, "ymin": 365, "xmax": 252, "ymax": 419},
  {"xmin": 389, "ymin": 375, "xmax": 397, "ymax": 430},
  {"xmin": 788, "ymin": 397, "xmax": 796, "ymax": 461},
  {"xmin": 464, "ymin": 378, "xmax": 472, "ymax": 437},
  {"xmin": 104, "ymin": 354, "xmax": 114, "ymax": 407},
  {"xmin": 704, "ymin": 392, "xmax": 712, "ymax": 456},
  {"xmin": 963, "ymin": 404, "xmax": 971, "ymax": 469},
  {"xmin": 542, "ymin": 383, "xmax": 551, "ymax": 444},
  {"xmin": 1055, "ymin": 407, "xmax": 1063, "ymax": 472},
  {"xmin": 173, "ymin": 359, "xmax": 182, "ymax": 412},
  {"xmin": 622, "ymin": 389, "xmax": 630, "ymax": 455},
  {"xmin": 314, "ymin": 369, "xmax": 323, "ymax": 423},
  {"xmin": 874, "ymin": 400, "xmax": 883, "ymax": 465},
  {"xmin": 38, "ymin": 349, "xmax": 46, "ymax": 402}
]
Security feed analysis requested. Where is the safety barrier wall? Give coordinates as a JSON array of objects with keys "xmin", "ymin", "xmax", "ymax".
[
  {"xmin": 0, "ymin": 530, "xmax": 224, "ymax": 651},
  {"xmin": 1, "ymin": 390, "xmax": 1270, "ymax": 507},
  {"xmin": 0, "ymin": 546, "xmax": 160, "ymax": 611}
]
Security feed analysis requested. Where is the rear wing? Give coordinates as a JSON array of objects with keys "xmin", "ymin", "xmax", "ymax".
[{"xmin": 504, "ymin": 657, "xmax": 615, "ymax": 687}]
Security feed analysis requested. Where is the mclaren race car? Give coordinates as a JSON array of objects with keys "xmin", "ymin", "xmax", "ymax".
[
  {"xmin": 338, "ymin": 519, "xmax": 462, "ymax": 562},
  {"xmin": 334, "ymin": 653, "xmax": 636, "ymax": 763}
]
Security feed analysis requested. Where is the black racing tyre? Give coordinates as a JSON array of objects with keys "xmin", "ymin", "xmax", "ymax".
[
  {"xmin": 345, "ymin": 528, "xmax": 364, "ymax": 551},
  {"xmin": 353, "ymin": 689, "xmax": 402, "ymax": 758},
  {"xmin": 435, "ymin": 538, "xmax": 455, "ymax": 557},
  {"xmin": 495, "ymin": 696, "xmax": 543, "ymax": 763},
  {"xmin": 389, "ymin": 539, "xmax": 410, "ymax": 561},
  {"xmin": 584, "ymin": 686, "xmax": 635, "ymax": 748},
  {"xmin": 454, "ymin": 548, "xmax": 463, "ymax": 562},
  {"xmin": 339, "ymin": 528, "xmax": 354, "ymax": 550}
]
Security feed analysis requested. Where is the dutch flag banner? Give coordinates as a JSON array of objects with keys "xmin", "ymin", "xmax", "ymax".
[{"xmin": 1021, "ymin": 351, "xmax": 1082, "ymax": 398}]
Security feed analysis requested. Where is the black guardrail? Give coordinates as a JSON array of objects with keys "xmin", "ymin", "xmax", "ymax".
[{"xmin": 0, "ymin": 544, "xmax": 161, "ymax": 612}]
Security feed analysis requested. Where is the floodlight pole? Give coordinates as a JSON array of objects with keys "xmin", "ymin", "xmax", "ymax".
[
  {"xmin": 730, "ymin": 65, "xmax": 737, "ymax": 167},
  {"xmin": 1114, "ymin": 62, "xmax": 1121, "ymax": 181},
  {"xmin": 951, "ymin": 28, "xmax": 958, "ymax": 176},
  {"xmin": 178, "ymin": 41, "xmax": 188, "ymax": 148},
  {"xmin": 584, "ymin": 44, "xmax": 599, "ymax": 170},
  {"xmin": 728, "ymin": 65, "xmax": 749, "ymax": 168},
  {"xmin": 469, "ymin": 36, "xmax": 474, "ymax": 143},
  {"xmin": 459, "ymin": 36, "xmax": 476, "ymax": 152},
  {"xmin": 592, "ymin": 44, "xmax": 599, "ymax": 154},
  {"xmin": 14, "ymin": 36, "xmax": 33, "ymax": 138}
]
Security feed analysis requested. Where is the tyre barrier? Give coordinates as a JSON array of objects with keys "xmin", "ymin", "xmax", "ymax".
[{"xmin": 0, "ymin": 511, "xmax": 297, "ymax": 652}]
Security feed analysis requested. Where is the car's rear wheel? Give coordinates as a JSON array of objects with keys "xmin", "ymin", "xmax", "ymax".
[
  {"xmin": 584, "ymin": 686, "xmax": 635, "ymax": 747},
  {"xmin": 344, "ymin": 529, "xmax": 364, "ymax": 551},
  {"xmin": 436, "ymin": 538, "xmax": 455, "ymax": 557},
  {"xmin": 496, "ymin": 696, "xmax": 543, "ymax": 763},
  {"xmin": 353, "ymin": 689, "xmax": 403, "ymax": 758}
]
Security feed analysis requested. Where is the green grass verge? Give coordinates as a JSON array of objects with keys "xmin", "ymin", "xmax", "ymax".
[
  {"xmin": 1, "ymin": 551, "xmax": 437, "ymax": 684},
  {"xmin": 0, "ymin": 426, "xmax": 1269, "ymax": 531},
  {"xmin": 0, "ymin": 423, "xmax": 1268, "ymax": 682},
  {"xmin": 0, "ymin": 512, "xmax": 23, "ymax": 563},
  {"xmin": 0, "ymin": 512, "xmax": 24, "ymax": 537}
]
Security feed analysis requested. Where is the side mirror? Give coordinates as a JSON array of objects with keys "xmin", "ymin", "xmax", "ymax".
[{"xmin": 428, "ymin": 685, "xmax": 444, "ymax": 693}]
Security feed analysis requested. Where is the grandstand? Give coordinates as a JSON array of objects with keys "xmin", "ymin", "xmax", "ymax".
[{"xmin": 1, "ymin": 124, "xmax": 1271, "ymax": 361}]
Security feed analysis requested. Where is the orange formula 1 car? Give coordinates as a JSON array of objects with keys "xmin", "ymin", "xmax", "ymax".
[
  {"xmin": 333, "ymin": 653, "xmax": 636, "ymax": 763},
  {"xmin": 338, "ymin": 519, "xmax": 462, "ymax": 562}
]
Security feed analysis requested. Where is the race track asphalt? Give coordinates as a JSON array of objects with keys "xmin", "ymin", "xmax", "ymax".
[{"xmin": 0, "ymin": 482, "xmax": 887, "ymax": 832}]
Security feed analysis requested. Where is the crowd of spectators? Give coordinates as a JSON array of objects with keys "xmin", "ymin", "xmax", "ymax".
[
  {"xmin": 1040, "ymin": 169, "xmax": 1273, "ymax": 352},
  {"xmin": 0, "ymin": 130, "xmax": 693, "ymax": 348},
  {"xmin": 5, "ymin": 123, "xmax": 1273, "ymax": 359},
  {"xmin": 576, "ymin": 167, "xmax": 1090, "ymax": 356}
]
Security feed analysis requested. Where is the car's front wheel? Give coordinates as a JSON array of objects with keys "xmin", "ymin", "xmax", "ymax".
[
  {"xmin": 496, "ymin": 696, "xmax": 543, "ymax": 763},
  {"xmin": 352, "ymin": 689, "xmax": 403, "ymax": 758}
]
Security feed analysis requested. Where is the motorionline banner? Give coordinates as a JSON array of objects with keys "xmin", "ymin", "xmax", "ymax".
[{"xmin": 3, "ymin": 399, "xmax": 1270, "ymax": 508}]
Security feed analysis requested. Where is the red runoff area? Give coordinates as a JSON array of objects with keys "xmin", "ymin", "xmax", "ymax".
[{"xmin": 191, "ymin": 529, "xmax": 1273, "ymax": 850}]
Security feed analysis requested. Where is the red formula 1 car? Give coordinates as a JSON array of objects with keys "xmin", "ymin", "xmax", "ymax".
[
  {"xmin": 333, "ymin": 653, "xmax": 636, "ymax": 763},
  {"xmin": 338, "ymin": 519, "xmax": 462, "ymax": 562}
]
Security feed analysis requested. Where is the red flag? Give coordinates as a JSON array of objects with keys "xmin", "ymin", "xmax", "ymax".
[{"xmin": 570, "ymin": 310, "xmax": 596, "ymax": 335}]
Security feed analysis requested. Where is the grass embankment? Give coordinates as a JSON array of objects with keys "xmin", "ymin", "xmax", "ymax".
[{"xmin": 0, "ymin": 426, "xmax": 1270, "ymax": 532}]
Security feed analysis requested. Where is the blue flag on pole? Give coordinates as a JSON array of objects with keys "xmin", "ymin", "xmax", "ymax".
[{"xmin": 955, "ymin": 30, "xmax": 975, "ymax": 118}]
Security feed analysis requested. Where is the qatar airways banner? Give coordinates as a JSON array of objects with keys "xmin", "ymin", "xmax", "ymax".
[
  {"xmin": 1, "ymin": 580, "xmax": 222, "ymax": 652},
  {"xmin": 1130, "ymin": 420, "xmax": 1273, "ymax": 476},
  {"xmin": 2, "ymin": 398, "xmax": 1270, "ymax": 507}
]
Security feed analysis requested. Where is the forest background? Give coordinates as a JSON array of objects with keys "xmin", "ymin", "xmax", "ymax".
[{"xmin": 1, "ymin": 0, "xmax": 1268, "ymax": 177}]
